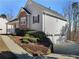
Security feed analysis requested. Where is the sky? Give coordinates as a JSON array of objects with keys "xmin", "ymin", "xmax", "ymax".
[{"xmin": 0, "ymin": 0, "xmax": 79, "ymax": 19}]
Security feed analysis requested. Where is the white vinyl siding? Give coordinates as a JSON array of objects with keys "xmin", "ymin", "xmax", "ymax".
[
  {"xmin": 42, "ymin": 13, "xmax": 67, "ymax": 43},
  {"xmin": 26, "ymin": 2, "xmax": 43, "ymax": 31},
  {"xmin": 0, "ymin": 18, "xmax": 8, "ymax": 34}
]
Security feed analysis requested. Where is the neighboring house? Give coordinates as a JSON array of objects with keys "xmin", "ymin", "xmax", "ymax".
[
  {"xmin": 7, "ymin": 18, "xmax": 19, "ymax": 34},
  {"xmin": 0, "ymin": 14, "xmax": 12, "ymax": 34},
  {"xmin": 8, "ymin": 0, "xmax": 68, "ymax": 43}
]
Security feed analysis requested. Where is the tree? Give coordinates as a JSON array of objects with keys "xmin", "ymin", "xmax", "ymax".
[
  {"xmin": 63, "ymin": 1, "xmax": 73, "ymax": 40},
  {"xmin": 72, "ymin": 2, "xmax": 79, "ymax": 41},
  {"xmin": 6, "ymin": 9, "xmax": 13, "ymax": 20},
  {"xmin": 63, "ymin": 1, "xmax": 79, "ymax": 41},
  {"xmin": 0, "ymin": 14, "xmax": 7, "ymax": 18}
]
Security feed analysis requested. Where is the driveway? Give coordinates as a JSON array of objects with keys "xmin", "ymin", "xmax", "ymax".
[{"xmin": 54, "ymin": 40, "xmax": 79, "ymax": 58}]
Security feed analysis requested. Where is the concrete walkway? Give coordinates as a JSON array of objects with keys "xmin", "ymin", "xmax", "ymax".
[
  {"xmin": 0, "ymin": 36, "xmax": 9, "ymax": 52},
  {"xmin": 1, "ymin": 35, "xmax": 32, "ymax": 59}
]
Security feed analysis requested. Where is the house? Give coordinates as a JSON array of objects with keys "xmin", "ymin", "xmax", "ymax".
[
  {"xmin": 7, "ymin": 18, "xmax": 19, "ymax": 34},
  {"xmin": 8, "ymin": 0, "xmax": 68, "ymax": 44},
  {"xmin": 0, "ymin": 14, "xmax": 13, "ymax": 34}
]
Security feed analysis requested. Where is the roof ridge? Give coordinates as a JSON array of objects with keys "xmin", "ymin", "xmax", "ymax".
[
  {"xmin": 30, "ymin": 0, "xmax": 66, "ymax": 21},
  {"xmin": 31, "ymin": 0, "xmax": 64, "ymax": 17}
]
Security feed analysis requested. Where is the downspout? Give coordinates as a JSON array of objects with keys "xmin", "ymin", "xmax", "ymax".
[
  {"xmin": 28, "ymin": 14, "xmax": 31, "ymax": 29},
  {"xmin": 26, "ymin": 15, "xmax": 27, "ymax": 30},
  {"xmin": 43, "ymin": 12, "xmax": 45, "ymax": 32},
  {"xmin": 29, "ymin": 15, "xmax": 31, "ymax": 29},
  {"xmin": 6, "ymin": 23, "xmax": 8, "ymax": 34}
]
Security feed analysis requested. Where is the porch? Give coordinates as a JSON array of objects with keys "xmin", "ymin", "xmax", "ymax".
[{"xmin": 6, "ymin": 18, "xmax": 19, "ymax": 34}]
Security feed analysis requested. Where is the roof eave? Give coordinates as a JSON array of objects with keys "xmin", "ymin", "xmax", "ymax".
[{"xmin": 43, "ymin": 12, "xmax": 67, "ymax": 22}]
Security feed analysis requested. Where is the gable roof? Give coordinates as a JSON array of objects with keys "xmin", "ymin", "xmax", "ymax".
[
  {"xmin": 9, "ymin": 18, "xmax": 18, "ymax": 22},
  {"xmin": 8, "ymin": 7, "xmax": 31, "ymax": 24},
  {"xmin": 7, "ymin": 18, "xmax": 19, "ymax": 24},
  {"xmin": 23, "ymin": 8, "xmax": 31, "ymax": 14},
  {"xmin": 15, "ymin": 7, "xmax": 31, "ymax": 19},
  {"xmin": 25, "ymin": 0, "xmax": 66, "ymax": 21}
]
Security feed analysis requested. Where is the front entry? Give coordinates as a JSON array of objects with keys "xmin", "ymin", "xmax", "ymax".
[{"xmin": 19, "ymin": 11, "xmax": 28, "ymax": 30}]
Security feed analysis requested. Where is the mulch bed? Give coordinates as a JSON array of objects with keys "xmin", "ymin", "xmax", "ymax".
[
  {"xmin": 14, "ymin": 36, "xmax": 22, "ymax": 44},
  {"xmin": 10, "ymin": 36, "xmax": 50, "ymax": 55},
  {"xmin": 22, "ymin": 43, "xmax": 49, "ymax": 55}
]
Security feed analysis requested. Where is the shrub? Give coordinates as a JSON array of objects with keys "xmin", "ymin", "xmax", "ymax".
[
  {"xmin": 23, "ymin": 31, "xmax": 46, "ymax": 43},
  {"xmin": 23, "ymin": 31, "xmax": 47, "ymax": 42},
  {"xmin": 15, "ymin": 28, "xmax": 25, "ymax": 36},
  {"xmin": 21, "ymin": 39, "xmax": 29, "ymax": 43},
  {"xmin": 27, "ymin": 31, "xmax": 46, "ymax": 39},
  {"xmin": 22, "ymin": 37, "xmax": 38, "ymax": 43},
  {"xmin": 22, "ymin": 31, "xmax": 53, "ymax": 53}
]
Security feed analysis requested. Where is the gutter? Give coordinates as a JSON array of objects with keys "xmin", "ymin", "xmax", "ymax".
[{"xmin": 43, "ymin": 12, "xmax": 67, "ymax": 22}]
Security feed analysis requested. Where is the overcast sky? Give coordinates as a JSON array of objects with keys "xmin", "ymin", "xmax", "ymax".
[{"xmin": 0, "ymin": 0, "xmax": 79, "ymax": 19}]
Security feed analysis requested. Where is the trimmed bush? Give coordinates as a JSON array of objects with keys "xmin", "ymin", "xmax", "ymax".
[
  {"xmin": 22, "ymin": 37, "xmax": 38, "ymax": 43},
  {"xmin": 15, "ymin": 28, "xmax": 25, "ymax": 36},
  {"xmin": 24, "ymin": 31, "xmax": 46, "ymax": 40},
  {"xmin": 31, "ymin": 31, "xmax": 47, "ymax": 39},
  {"xmin": 21, "ymin": 39, "xmax": 29, "ymax": 43}
]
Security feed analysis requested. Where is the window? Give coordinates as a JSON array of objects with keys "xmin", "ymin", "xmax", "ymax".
[
  {"xmin": 38, "ymin": 15, "xmax": 39, "ymax": 23},
  {"xmin": 20, "ymin": 17, "xmax": 26, "ymax": 25},
  {"xmin": 33, "ymin": 15, "xmax": 40, "ymax": 23}
]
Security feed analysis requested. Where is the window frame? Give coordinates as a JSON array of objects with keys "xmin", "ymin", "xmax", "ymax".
[{"xmin": 33, "ymin": 15, "xmax": 40, "ymax": 24}]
